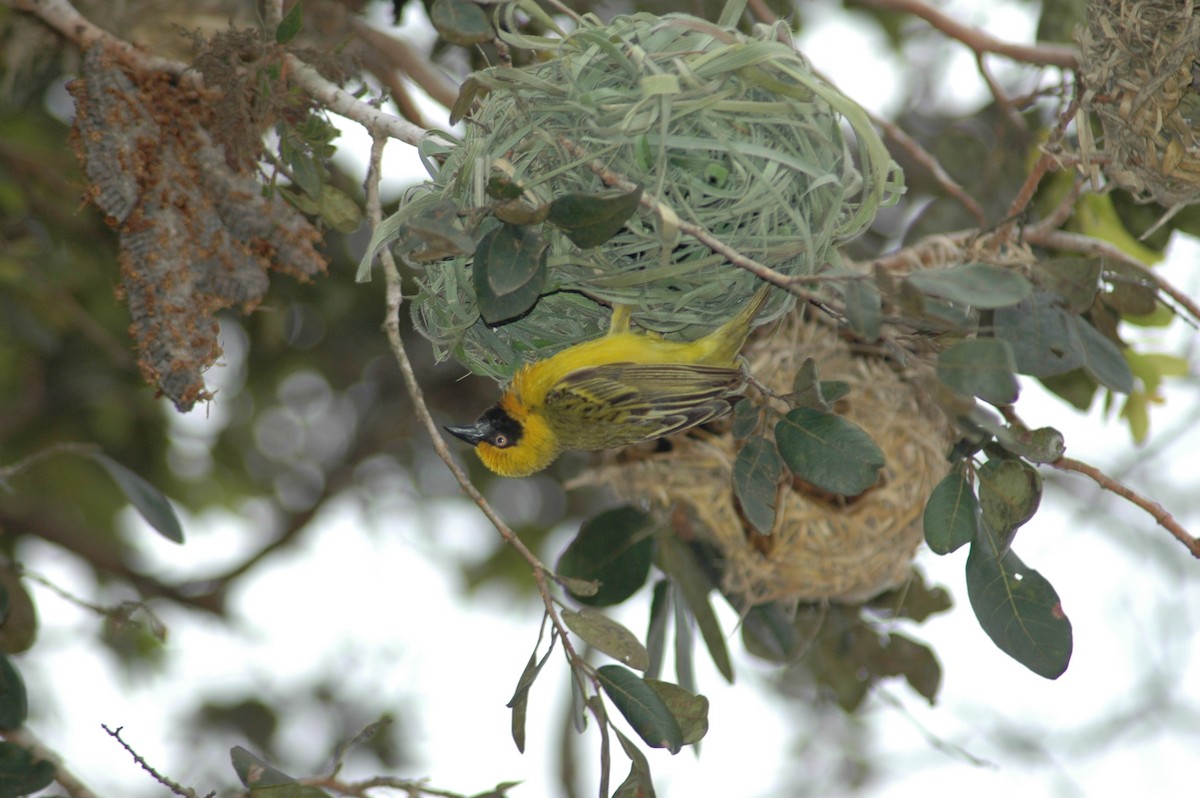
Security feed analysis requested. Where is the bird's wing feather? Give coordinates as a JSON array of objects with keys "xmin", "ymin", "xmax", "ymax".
[{"xmin": 543, "ymin": 362, "xmax": 744, "ymax": 447}]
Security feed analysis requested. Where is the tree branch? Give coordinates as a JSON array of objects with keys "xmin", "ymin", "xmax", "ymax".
[
  {"xmin": 3, "ymin": 0, "xmax": 428, "ymax": 148},
  {"xmin": 852, "ymin": 0, "xmax": 1079, "ymax": 69},
  {"xmin": 1051, "ymin": 457, "xmax": 1200, "ymax": 558}
]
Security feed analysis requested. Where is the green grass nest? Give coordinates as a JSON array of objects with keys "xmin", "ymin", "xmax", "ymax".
[{"xmin": 365, "ymin": 7, "xmax": 903, "ymax": 379}]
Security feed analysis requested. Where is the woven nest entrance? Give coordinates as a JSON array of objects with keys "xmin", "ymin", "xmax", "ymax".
[{"xmin": 586, "ymin": 307, "xmax": 953, "ymax": 605}]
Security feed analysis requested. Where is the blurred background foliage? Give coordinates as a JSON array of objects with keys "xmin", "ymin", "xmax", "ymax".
[{"xmin": 1, "ymin": 0, "xmax": 1198, "ymax": 796}]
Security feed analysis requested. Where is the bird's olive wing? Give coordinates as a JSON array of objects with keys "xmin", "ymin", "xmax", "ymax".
[{"xmin": 544, "ymin": 362, "xmax": 745, "ymax": 447}]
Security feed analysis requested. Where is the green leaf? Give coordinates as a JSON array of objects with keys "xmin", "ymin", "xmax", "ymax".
[
  {"xmin": 562, "ymin": 609, "xmax": 649, "ymax": 671},
  {"xmin": 1071, "ymin": 316, "xmax": 1134, "ymax": 393},
  {"xmin": 611, "ymin": 728, "xmax": 656, "ymax": 798},
  {"xmin": 820, "ymin": 380, "xmax": 850, "ymax": 403},
  {"xmin": 904, "ymin": 262, "xmax": 1033, "ymax": 309},
  {"xmin": 0, "ymin": 655, "xmax": 27, "ymax": 729},
  {"xmin": 966, "ymin": 527, "xmax": 1073, "ymax": 679},
  {"xmin": 556, "ymin": 506, "xmax": 654, "ymax": 607},
  {"xmin": 547, "ymin": 185, "xmax": 643, "ymax": 248},
  {"xmin": 732, "ymin": 436, "xmax": 782, "ymax": 535},
  {"xmin": 1037, "ymin": 256, "xmax": 1101, "ymax": 313},
  {"xmin": 976, "ymin": 458, "xmax": 1042, "ymax": 545},
  {"xmin": 506, "ymin": 636, "xmax": 553, "ymax": 754},
  {"xmin": 0, "ymin": 567, "xmax": 37, "ymax": 655},
  {"xmin": 936, "ymin": 338, "xmax": 1020, "ymax": 406},
  {"xmin": 657, "ymin": 537, "xmax": 732, "ymax": 683},
  {"xmin": 881, "ymin": 633, "xmax": 943, "ymax": 704},
  {"xmin": 429, "ymin": 0, "xmax": 493, "ymax": 46},
  {"xmin": 1101, "ymin": 257, "xmax": 1158, "ymax": 316},
  {"xmin": 923, "ymin": 470, "xmax": 980, "ymax": 554},
  {"xmin": 0, "ymin": 741, "xmax": 55, "ymax": 798},
  {"xmin": 87, "ymin": 452, "xmax": 185, "ymax": 543},
  {"xmin": 275, "ymin": 1, "xmax": 304, "ymax": 44},
  {"xmin": 993, "ymin": 292, "xmax": 1082, "ymax": 378},
  {"xmin": 597, "ymin": 665, "xmax": 683, "ymax": 754},
  {"xmin": 644, "ymin": 680, "xmax": 708, "ymax": 746},
  {"xmin": 730, "ymin": 397, "xmax": 759, "ymax": 439},
  {"xmin": 288, "ymin": 150, "xmax": 323, "ymax": 201},
  {"xmin": 316, "ymin": 185, "xmax": 362, "ymax": 234},
  {"xmin": 774, "ymin": 407, "xmax": 885, "ymax": 496},
  {"xmin": 645, "ymin": 580, "xmax": 670, "ymax": 680},
  {"xmin": 843, "ymin": 276, "xmax": 882, "ymax": 340},
  {"xmin": 671, "ymin": 589, "xmax": 696, "ymax": 695},
  {"xmin": 473, "ymin": 224, "xmax": 548, "ymax": 325},
  {"xmin": 231, "ymin": 746, "xmax": 295, "ymax": 789},
  {"xmin": 1039, "ymin": 370, "xmax": 1098, "ymax": 410},
  {"xmin": 448, "ymin": 75, "xmax": 482, "ymax": 126},
  {"xmin": 790, "ymin": 358, "xmax": 828, "ymax": 410},
  {"xmin": 740, "ymin": 601, "xmax": 800, "ymax": 662}
]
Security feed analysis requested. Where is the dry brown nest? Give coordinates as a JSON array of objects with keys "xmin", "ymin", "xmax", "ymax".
[
  {"xmin": 1080, "ymin": 0, "xmax": 1200, "ymax": 206},
  {"xmin": 585, "ymin": 306, "xmax": 954, "ymax": 605}
]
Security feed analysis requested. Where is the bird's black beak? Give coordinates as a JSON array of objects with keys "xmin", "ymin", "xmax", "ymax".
[{"xmin": 445, "ymin": 421, "xmax": 488, "ymax": 447}]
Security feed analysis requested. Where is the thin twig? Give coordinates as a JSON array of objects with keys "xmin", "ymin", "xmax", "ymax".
[
  {"xmin": 362, "ymin": 133, "xmax": 588, "ymax": 671},
  {"xmin": 870, "ymin": 112, "xmax": 988, "ymax": 226},
  {"xmin": 284, "ymin": 54, "xmax": 426, "ymax": 146},
  {"xmin": 1051, "ymin": 457, "xmax": 1200, "ymax": 558},
  {"xmin": 4, "ymin": 0, "xmax": 427, "ymax": 147},
  {"xmin": 0, "ymin": 728, "xmax": 101, "ymax": 798},
  {"xmin": 853, "ymin": 0, "xmax": 1079, "ymax": 69},
  {"xmin": 102, "ymin": 725, "xmax": 209, "ymax": 798}
]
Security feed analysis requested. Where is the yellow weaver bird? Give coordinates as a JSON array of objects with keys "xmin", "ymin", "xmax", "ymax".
[{"xmin": 446, "ymin": 284, "xmax": 775, "ymax": 477}]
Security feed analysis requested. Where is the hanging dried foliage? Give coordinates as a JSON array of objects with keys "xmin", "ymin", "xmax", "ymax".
[{"xmin": 69, "ymin": 46, "xmax": 326, "ymax": 410}]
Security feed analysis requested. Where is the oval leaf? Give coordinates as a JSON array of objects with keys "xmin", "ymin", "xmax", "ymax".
[
  {"xmin": 317, "ymin": 185, "xmax": 363, "ymax": 234},
  {"xmin": 977, "ymin": 458, "xmax": 1042, "ymax": 545},
  {"xmin": 905, "ymin": 262, "xmax": 1033, "ymax": 309},
  {"xmin": 231, "ymin": 746, "xmax": 296, "ymax": 789},
  {"xmin": 1070, "ymin": 315, "xmax": 1134, "ymax": 393},
  {"xmin": 966, "ymin": 529, "xmax": 1073, "ymax": 679},
  {"xmin": 0, "ymin": 655, "xmax": 27, "ymax": 729},
  {"xmin": 473, "ymin": 224, "xmax": 548, "ymax": 324},
  {"xmin": 645, "ymin": 679, "xmax": 709, "ymax": 746},
  {"xmin": 774, "ymin": 407, "xmax": 885, "ymax": 496},
  {"xmin": 547, "ymin": 185, "xmax": 643, "ymax": 248},
  {"xmin": 0, "ymin": 741, "xmax": 55, "ymax": 796},
  {"xmin": 994, "ymin": 292, "xmax": 1084, "ymax": 377},
  {"xmin": 1038, "ymin": 256, "xmax": 1101, "ymax": 313},
  {"xmin": 556, "ymin": 506, "xmax": 654, "ymax": 607},
  {"xmin": 87, "ymin": 452, "xmax": 184, "ymax": 543},
  {"xmin": 923, "ymin": 470, "xmax": 980, "ymax": 555},
  {"xmin": 429, "ymin": 0, "xmax": 492, "ymax": 46},
  {"xmin": 733, "ymin": 435, "xmax": 782, "ymax": 535},
  {"xmin": 843, "ymin": 275, "xmax": 883, "ymax": 340},
  {"xmin": 562, "ymin": 608, "xmax": 649, "ymax": 671},
  {"xmin": 597, "ymin": 665, "xmax": 683, "ymax": 755},
  {"xmin": 936, "ymin": 338, "xmax": 1020, "ymax": 406}
]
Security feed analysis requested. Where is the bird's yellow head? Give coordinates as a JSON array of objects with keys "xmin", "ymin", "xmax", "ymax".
[{"xmin": 445, "ymin": 394, "xmax": 561, "ymax": 478}]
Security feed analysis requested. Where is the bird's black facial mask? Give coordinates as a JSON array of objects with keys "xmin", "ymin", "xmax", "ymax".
[{"xmin": 445, "ymin": 406, "xmax": 524, "ymax": 449}]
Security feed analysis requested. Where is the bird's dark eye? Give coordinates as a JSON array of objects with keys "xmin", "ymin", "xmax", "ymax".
[{"xmin": 491, "ymin": 433, "xmax": 510, "ymax": 448}]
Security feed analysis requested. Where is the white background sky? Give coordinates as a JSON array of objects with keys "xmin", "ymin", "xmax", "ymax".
[{"xmin": 18, "ymin": 1, "xmax": 1200, "ymax": 797}]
